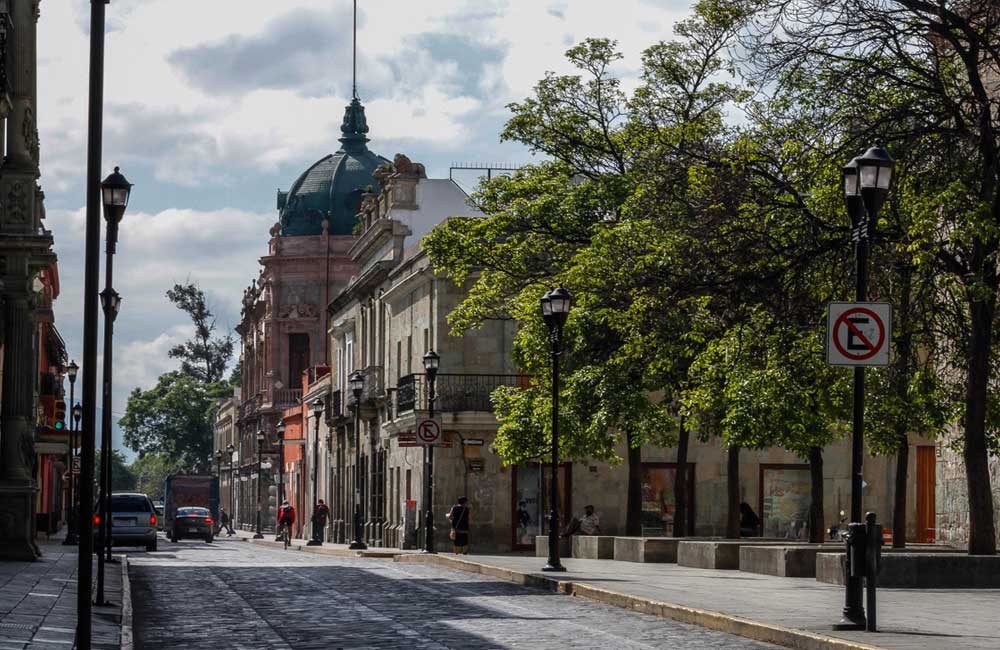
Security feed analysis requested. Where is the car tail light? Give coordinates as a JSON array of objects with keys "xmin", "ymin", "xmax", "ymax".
[
  {"xmin": 205, "ymin": 517, "xmax": 213, "ymax": 525},
  {"xmin": 150, "ymin": 514, "xmax": 156, "ymax": 526}
]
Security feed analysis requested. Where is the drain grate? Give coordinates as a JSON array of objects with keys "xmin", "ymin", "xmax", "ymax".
[{"xmin": 0, "ymin": 622, "xmax": 36, "ymax": 631}]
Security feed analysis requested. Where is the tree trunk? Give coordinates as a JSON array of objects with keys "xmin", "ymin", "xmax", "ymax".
[
  {"xmin": 965, "ymin": 293, "xmax": 997, "ymax": 554},
  {"xmin": 891, "ymin": 263, "xmax": 913, "ymax": 549},
  {"xmin": 626, "ymin": 430, "xmax": 642, "ymax": 536},
  {"xmin": 673, "ymin": 416, "xmax": 690, "ymax": 537},
  {"xmin": 726, "ymin": 444, "xmax": 740, "ymax": 539},
  {"xmin": 892, "ymin": 437, "xmax": 908, "ymax": 548},
  {"xmin": 808, "ymin": 446, "xmax": 824, "ymax": 544}
]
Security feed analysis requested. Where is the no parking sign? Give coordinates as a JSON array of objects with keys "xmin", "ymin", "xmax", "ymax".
[{"xmin": 826, "ymin": 302, "xmax": 892, "ymax": 366}]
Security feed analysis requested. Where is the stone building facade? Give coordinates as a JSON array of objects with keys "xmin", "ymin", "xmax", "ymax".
[
  {"xmin": 212, "ymin": 390, "xmax": 239, "ymax": 525},
  {"xmin": 0, "ymin": 0, "xmax": 63, "ymax": 560},
  {"xmin": 232, "ymin": 96, "xmax": 387, "ymax": 531}
]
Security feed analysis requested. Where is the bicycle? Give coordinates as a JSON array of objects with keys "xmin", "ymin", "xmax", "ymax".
[{"xmin": 277, "ymin": 521, "xmax": 291, "ymax": 550}]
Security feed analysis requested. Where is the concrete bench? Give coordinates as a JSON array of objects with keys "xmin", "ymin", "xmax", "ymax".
[
  {"xmin": 613, "ymin": 537, "xmax": 688, "ymax": 563},
  {"xmin": 571, "ymin": 535, "xmax": 615, "ymax": 559},
  {"xmin": 535, "ymin": 535, "xmax": 571, "ymax": 558},
  {"xmin": 678, "ymin": 540, "xmax": 805, "ymax": 570},
  {"xmin": 739, "ymin": 545, "xmax": 826, "ymax": 577},
  {"xmin": 816, "ymin": 549, "xmax": 996, "ymax": 587}
]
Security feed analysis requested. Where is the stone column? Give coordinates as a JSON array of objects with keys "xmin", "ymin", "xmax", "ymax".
[
  {"xmin": 0, "ymin": 286, "xmax": 40, "ymax": 559},
  {"xmin": 5, "ymin": 0, "xmax": 39, "ymax": 174}
]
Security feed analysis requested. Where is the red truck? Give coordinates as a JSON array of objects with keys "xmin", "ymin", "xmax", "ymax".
[{"xmin": 163, "ymin": 474, "xmax": 220, "ymax": 536}]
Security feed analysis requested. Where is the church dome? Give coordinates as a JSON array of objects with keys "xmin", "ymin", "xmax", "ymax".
[{"xmin": 277, "ymin": 98, "xmax": 390, "ymax": 236}]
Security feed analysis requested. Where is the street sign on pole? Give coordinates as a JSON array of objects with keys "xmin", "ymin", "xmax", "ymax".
[
  {"xmin": 827, "ymin": 302, "xmax": 892, "ymax": 366},
  {"xmin": 71, "ymin": 456, "xmax": 81, "ymax": 475},
  {"xmin": 415, "ymin": 418, "xmax": 443, "ymax": 446}
]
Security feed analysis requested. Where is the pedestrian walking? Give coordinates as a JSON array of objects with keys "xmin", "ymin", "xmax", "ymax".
[
  {"xmin": 219, "ymin": 507, "xmax": 235, "ymax": 536},
  {"xmin": 446, "ymin": 496, "xmax": 470, "ymax": 554},
  {"xmin": 312, "ymin": 499, "xmax": 330, "ymax": 542}
]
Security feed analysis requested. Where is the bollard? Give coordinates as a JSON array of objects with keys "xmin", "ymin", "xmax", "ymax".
[
  {"xmin": 864, "ymin": 512, "xmax": 882, "ymax": 632},
  {"xmin": 834, "ymin": 522, "xmax": 868, "ymax": 630}
]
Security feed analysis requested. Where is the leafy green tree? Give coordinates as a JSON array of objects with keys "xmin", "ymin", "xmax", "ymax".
[
  {"xmin": 120, "ymin": 372, "xmax": 230, "ymax": 472},
  {"xmin": 731, "ymin": 0, "xmax": 1000, "ymax": 555},
  {"xmin": 166, "ymin": 282, "xmax": 234, "ymax": 384},
  {"xmin": 95, "ymin": 450, "xmax": 136, "ymax": 493},
  {"xmin": 130, "ymin": 453, "xmax": 185, "ymax": 501}
]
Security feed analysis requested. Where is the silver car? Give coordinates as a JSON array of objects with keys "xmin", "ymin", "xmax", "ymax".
[{"xmin": 98, "ymin": 492, "xmax": 158, "ymax": 552}]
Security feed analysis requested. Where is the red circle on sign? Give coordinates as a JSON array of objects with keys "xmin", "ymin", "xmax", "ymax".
[
  {"xmin": 833, "ymin": 307, "xmax": 885, "ymax": 361},
  {"xmin": 417, "ymin": 420, "xmax": 440, "ymax": 443}
]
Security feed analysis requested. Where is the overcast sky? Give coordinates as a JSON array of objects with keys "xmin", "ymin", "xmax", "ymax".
[{"xmin": 39, "ymin": 0, "xmax": 691, "ymax": 454}]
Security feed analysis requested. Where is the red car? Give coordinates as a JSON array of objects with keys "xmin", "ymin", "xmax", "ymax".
[{"xmin": 169, "ymin": 507, "xmax": 214, "ymax": 543}]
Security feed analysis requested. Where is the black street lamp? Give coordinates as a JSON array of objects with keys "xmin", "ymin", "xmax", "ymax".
[
  {"xmin": 95, "ymin": 164, "xmax": 130, "ymax": 604},
  {"xmin": 63, "ymin": 361, "xmax": 80, "ymax": 546},
  {"xmin": 253, "ymin": 430, "xmax": 265, "ymax": 539},
  {"xmin": 275, "ymin": 422, "xmax": 286, "ymax": 511},
  {"xmin": 307, "ymin": 398, "xmax": 325, "ymax": 546},
  {"xmin": 422, "ymin": 350, "xmax": 440, "ymax": 554},
  {"xmin": 348, "ymin": 371, "xmax": 367, "ymax": 550},
  {"xmin": 834, "ymin": 147, "xmax": 894, "ymax": 631},
  {"xmin": 226, "ymin": 443, "xmax": 235, "ymax": 528},
  {"xmin": 540, "ymin": 287, "xmax": 572, "ymax": 572}
]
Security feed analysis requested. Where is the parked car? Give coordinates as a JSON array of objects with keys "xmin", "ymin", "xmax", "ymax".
[
  {"xmin": 169, "ymin": 506, "xmax": 214, "ymax": 543},
  {"xmin": 96, "ymin": 492, "xmax": 158, "ymax": 552},
  {"xmin": 153, "ymin": 504, "xmax": 165, "ymax": 531}
]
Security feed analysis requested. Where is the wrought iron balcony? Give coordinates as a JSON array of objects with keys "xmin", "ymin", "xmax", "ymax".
[
  {"xmin": 272, "ymin": 388, "xmax": 302, "ymax": 411},
  {"xmin": 359, "ymin": 366, "xmax": 384, "ymax": 403},
  {"xmin": 395, "ymin": 373, "xmax": 530, "ymax": 414}
]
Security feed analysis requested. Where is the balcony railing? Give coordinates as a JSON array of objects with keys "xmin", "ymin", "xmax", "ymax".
[
  {"xmin": 360, "ymin": 366, "xmax": 384, "ymax": 403},
  {"xmin": 330, "ymin": 390, "xmax": 343, "ymax": 419},
  {"xmin": 395, "ymin": 374, "xmax": 530, "ymax": 414},
  {"xmin": 273, "ymin": 388, "xmax": 302, "ymax": 411}
]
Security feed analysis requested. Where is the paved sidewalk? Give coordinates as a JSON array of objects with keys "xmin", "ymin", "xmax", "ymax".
[
  {"xmin": 395, "ymin": 553, "xmax": 1000, "ymax": 650},
  {"xmin": 230, "ymin": 528, "xmax": 421, "ymax": 557},
  {"xmin": 0, "ymin": 537, "xmax": 124, "ymax": 650}
]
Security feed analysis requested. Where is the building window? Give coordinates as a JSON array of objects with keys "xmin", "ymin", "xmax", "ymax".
[{"xmin": 288, "ymin": 333, "xmax": 309, "ymax": 388}]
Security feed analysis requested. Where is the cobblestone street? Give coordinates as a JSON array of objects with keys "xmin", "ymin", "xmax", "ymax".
[{"xmin": 128, "ymin": 536, "xmax": 778, "ymax": 649}]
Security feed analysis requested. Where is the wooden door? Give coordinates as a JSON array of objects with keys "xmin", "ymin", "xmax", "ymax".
[{"xmin": 916, "ymin": 446, "xmax": 936, "ymax": 543}]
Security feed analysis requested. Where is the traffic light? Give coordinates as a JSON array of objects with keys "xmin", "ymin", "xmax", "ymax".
[{"xmin": 54, "ymin": 399, "xmax": 67, "ymax": 430}]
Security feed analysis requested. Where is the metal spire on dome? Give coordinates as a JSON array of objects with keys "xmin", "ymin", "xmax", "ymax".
[
  {"xmin": 352, "ymin": 0, "xmax": 357, "ymax": 100},
  {"xmin": 339, "ymin": 0, "xmax": 370, "ymax": 153}
]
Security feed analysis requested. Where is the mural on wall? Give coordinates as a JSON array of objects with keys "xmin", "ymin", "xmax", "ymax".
[
  {"xmin": 641, "ymin": 463, "xmax": 695, "ymax": 536},
  {"xmin": 760, "ymin": 466, "xmax": 811, "ymax": 540}
]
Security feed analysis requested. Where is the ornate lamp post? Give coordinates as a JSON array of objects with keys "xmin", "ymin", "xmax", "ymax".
[
  {"xmin": 348, "ymin": 371, "xmax": 367, "ymax": 550},
  {"xmin": 253, "ymin": 430, "xmax": 265, "ymax": 539},
  {"xmin": 226, "ymin": 443, "xmax": 236, "ymax": 528},
  {"xmin": 540, "ymin": 287, "xmax": 572, "ymax": 572},
  {"xmin": 834, "ymin": 147, "xmax": 894, "ymax": 631},
  {"xmin": 275, "ymin": 422, "xmax": 286, "ymax": 510},
  {"xmin": 95, "ymin": 165, "xmax": 130, "ymax": 604},
  {"xmin": 63, "ymin": 361, "xmax": 80, "ymax": 546},
  {"xmin": 307, "ymin": 398, "xmax": 325, "ymax": 546},
  {"xmin": 422, "ymin": 351, "xmax": 440, "ymax": 554}
]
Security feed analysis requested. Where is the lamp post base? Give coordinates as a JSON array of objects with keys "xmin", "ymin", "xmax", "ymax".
[
  {"xmin": 252, "ymin": 533, "xmax": 264, "ymax": 539},
  {"xmin": 542, "ymin": 562, "xmax": 566, "ymax": 572},
  {"xmin": 348, "ymin": 541, "xmax": 367, "ymax": 550},
  {"xmin": 306, "ymin": 539, "xmax": 322, "ymax": 546},
  {"xmin": 62, "ymin": 534, "xmax": 79, "ymax": 546}
]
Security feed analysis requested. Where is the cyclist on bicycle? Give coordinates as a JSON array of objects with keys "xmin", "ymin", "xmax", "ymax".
[{"xmin": 277, "ymin": 501, "xmax": 295, "ymax": 541}]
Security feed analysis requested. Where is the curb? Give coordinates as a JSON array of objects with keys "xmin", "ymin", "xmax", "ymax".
[
  {"xmin": 238, "ymin": 535, "xmax": 409, "ymax": 559},
  {"xmin": 119, "ymin": 555, "xmax": 134, "ymax": 650},
  {"xmin": 394, "ymin": 554, "xmax": 884, "ymax": 650}
]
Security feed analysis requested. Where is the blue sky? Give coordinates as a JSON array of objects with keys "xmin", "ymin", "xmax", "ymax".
[{"xmin": 38, "ymin": 0, "xmax": 692, "ymax": 457}]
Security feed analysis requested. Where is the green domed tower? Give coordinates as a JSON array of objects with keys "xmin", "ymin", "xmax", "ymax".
[{"xmin": 276, "ymin": 98, "xmax": 389, "ymax": 236}]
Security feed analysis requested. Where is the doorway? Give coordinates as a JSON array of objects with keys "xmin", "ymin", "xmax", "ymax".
[
  {"xmin": 511, "ymin": 463, "xmax": 571, "ymax": 551},
  {"xmin": 916, "ymin": 446, "xmax": 936, "ymax": 543}
]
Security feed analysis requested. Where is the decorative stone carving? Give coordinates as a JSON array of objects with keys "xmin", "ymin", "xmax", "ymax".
[
  {"xmin": 392, "ymin": 153, "xmax": 426, "ymax": 178},
  {"xmin": 5, "ymin": 181, "xmax": 28, "ymax": 225},
  {"xmin": 277, "ymin": 281, "xmax": 319, "ymax": 319},
  {"xmin": 22, "ymin": 107, "xmax": 38, "ymax": 164}
]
